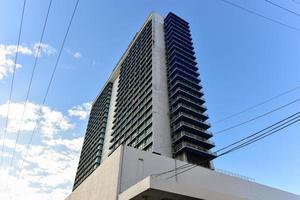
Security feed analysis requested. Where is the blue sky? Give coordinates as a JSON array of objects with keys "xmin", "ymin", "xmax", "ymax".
[{"xmin": 0, "ymin": 0, "xmax": 300, "ymax": 199}]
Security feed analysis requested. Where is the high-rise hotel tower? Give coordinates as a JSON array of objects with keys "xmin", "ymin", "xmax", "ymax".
[{"xmin": 73, "ymin": 12, "xmax": 216, "ymax": 190}]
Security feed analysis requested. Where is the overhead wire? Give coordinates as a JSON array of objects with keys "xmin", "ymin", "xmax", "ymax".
[
  {"xmin": 15, "ymin": 0, "xmax": 80, "ymax": 179},
  {"xmin": 0, "ymin": 0, "xmax": 27, "ymax": 165},
  {"xmin": 154, "ymin": 112, "xmax": 300, "ymax": 179},
  {"xmin": 217, "ymin": 115, "xmax": 300, "ymax": 157},
  {"xmin": 214, "ymin": 97, "xmax": 300, "ymax": 135},
  {"xmin": 264, "ymin": 0, "xmax": 300, "ymax": 17},
  {"xmin": 213, "ymin": 85, "xmax": 300, "ymax": 123},
  {"xmin": 219, "ymin": 0, "xmax": 300, "ymax": 32},
  {"xmin": 7, "ymin": 0, "xmax": 53, "ymax": 171},
  {"xmin": 216, "ymin": 112, "xmax": 300, "ymax": 154},
  {"xmin": 166, "ymin": 115, "xmax": 300, "ymax": 179}
]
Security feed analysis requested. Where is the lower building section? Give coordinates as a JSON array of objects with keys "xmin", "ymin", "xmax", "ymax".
[{"xmin": 66, "ymin": 146, "xmax": 300, "ymax": 200}]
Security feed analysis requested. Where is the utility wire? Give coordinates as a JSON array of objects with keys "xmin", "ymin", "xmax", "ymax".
[
  {"xmin": 217, "ymin": 116, "xmax": 300, "ymax": 157},
  {"xmin": 264, "ymin": 0, "xmax": 300, "ymax": 17},
  {"xmin": 0, "ymin": 0, "xmax": 27, "ymax": 165},
  {"xmin": 215, "ymin": 112, "xmax": 300, "ymax": 153},
  {"xmin": 214, "ymin": 86, "xmax": 300, "ymax": 123},
  {"xmin": 16, "ymin": 0, "xmax": 80, "ymax": 178},
  {"xmin": 154, "ymin": 112, "xmax": 300, "ymax": 178},
  {"xmin": 7, "ymin": 0, "xmax": 53, "ymax": 171},
  {"xmin": 219, "ymin": 0, "xmax": 300, "ymax": 32},
  {"xmin": 165, "ymin": 115, "xmax": 300, "ymax": 180},
  {"xmin": 215, "ymin": 97, "xmax": 300, "ymax": 135}
]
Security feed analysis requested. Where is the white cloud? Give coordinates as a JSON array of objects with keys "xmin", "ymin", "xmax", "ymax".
[
  {"xmin": 0, "ymin": 101, "xmax": 73, "ymax": 138},
  {"xmin": 0, "ymin": 43, "xmax": 55, "ymax": 80},
  {"xmin": 0, "ymin": 101, "xmax": 90, "ymax": 200},
  {"xmin": 0, "ymin": 136, "xmax": 82, "ymax": 200},
  {"xmin": 0, "ymin": 44, "xmax": 32, "ymax": 80},
  {"xmin": 73, "ymin": 52, "xmax": 81, "ymax": 59},
  {"xmin": 68, "ymin": 102, "xmax": 92, "ymax": 120}
]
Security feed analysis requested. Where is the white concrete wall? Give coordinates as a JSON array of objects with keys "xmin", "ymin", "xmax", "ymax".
[
  {"xmin": 65, "ymin": 147, "xmax": 123, "ymax": 200},
  {"xmin": 119, "ymin": 146, "xmax": 300, "ymax": 200},
  {"xmin": 151, "ymin": 13, "xmax": 173, "ymax": 157},
  {"xmin": 102, "ymin": 75, "xmax": 119, "ymax": 161},
  {"xmin": 66, "ymin": 146, "xmax": 300, "ymax": 200}
]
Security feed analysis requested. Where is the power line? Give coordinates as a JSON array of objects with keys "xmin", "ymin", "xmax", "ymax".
[
  {"xmin": 16, "ymin": 0, "xmax": 80, "ymax": 178},
  {"xmin": 165, "ymin": 114, "xmax": 300, "ymax": 179},
  {"xmin": 7, "ymin": 0, "xmax": 53, "ymax": 171},
  {"xmin": 215, "ymin": 97, "xmax": 300, "ymax": 135},
  {"xmin": 264, "ymin": 0, "xmax": 300, "ymax": 17},
  {"xmin": 214, "ymin": 86, "xmax": 300, "ymax": 123},
  {"xmin": 217, "ymin": 116, "xmax": 300, "ymax": 157},
  {"xmin": 154, "ymin": 112, "xmax": 300, "ymax": 178},
  {"xmin": 215, "ymin": 112, "xmax": 300, "ymax": 153},
  {"xmin": 219, "ymin": 0, "xmax": 300, "ymax": 32},
  {"xmin": 0, "ymin": 0, "xmax": 27, "ymax": 165}
]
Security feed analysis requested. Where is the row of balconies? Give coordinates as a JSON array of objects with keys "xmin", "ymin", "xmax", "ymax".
[
  {"xmin": 114, "ymin": 67, "xmax": 152, "ymax": 119},
  {"xmin": 111, "ymin": 103, "xmax": 152, "ymax": 145},
  {"xmin": 112, "ymin": 83, "xmax": 152, "ymax": 134},
  {"xmin": 116, "ymin": 55, "xmax": 151, "ymax": 108}
]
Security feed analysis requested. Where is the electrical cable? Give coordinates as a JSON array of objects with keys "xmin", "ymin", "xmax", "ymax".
[
  {"xmin": 215, "ymin": 97, "xmax": 300, "ymax": 135},
  {"xmin": 154, "ymin": 112, "xmax": 300, "ymax": 178},
  {"xmin": 7, "ymin": 0, "xmax": 53, "ymax": 171},
  {"xmin": 15, "ymin": 0, "xmax": 80, "ymax": 180},
  {"xmin": 264, "ymin": 0, "xmax": 300, "ymax": 17},
  {"xmin": 214, "ymin": 85, "xmax": 300, "ymax": 123},
  {"xmin": 166, "ymin": 116, "xmax": 300, "ymax": 179},
  {"xmin": 0, "ymin": 0, "xmax": 27, "ymax": 165},
  {"xmin": 215, "ymin": 112, "xmax": 300, "ymax": 153},
  {"xmin": 219, "ymin": 0, "xmax": 300, "ymax": 32}
]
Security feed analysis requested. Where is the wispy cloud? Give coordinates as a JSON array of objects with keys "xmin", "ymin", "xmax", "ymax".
[
  {"xmin": 0, "ymin": 43, "xmax": 56, "ymax": 80},
  {"xmin": 68, "ymin": 102, "xmax": 92, "ymax": 120},
  {"xmin": 65, "ymin": 48, "xmax": 82, "ymax": 59},
  {"xmin": 73, "ymin": 52, "xmax": 81, "ymax": 59}
]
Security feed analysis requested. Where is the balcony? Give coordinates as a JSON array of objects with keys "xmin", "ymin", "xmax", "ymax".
[
  {"xmin": 168, "ymin": 48, "xmax": 196, "ymax": 66},
  {"xmin": 170, "ymin": 80, "xmax": 202, "ymax": 95},
  {"xmin": 173, "ymin": 142, "xmax": 217, "ymax": 158},
  {"xmin": 170, "ymin": 88, "xmax": 204, "ymax": 103},
  {"xmin": 168, "ymin": 52, "xmax": 197, "ymax": 68},
  {"xmin": 172, "ymin": 102, "xmax": 207, "ymax": 117},
  {"xmin": 172, "ymin": 121, "xmax": 212, "ymax": 139},
  {"xmin": 172, "ymin": 95, "xmax": 206, "ymax": 110},
  {"xmin": 172, "ymin": 110, "xmax": 209, "ymax": 125},
  {"xmin": 169, "ymin": 61, "xmax": 199, "ymax": 77},
  {"xmin": 173, "ymin": 131, "xmax": 215, "ymax": 149},
  {"xmin": 169, "ymin": 72, "xmax": 200, "ymax": 87},
  {"xmin": 167, "ymin": 44, "xmax": 196, "ymax": 61}
]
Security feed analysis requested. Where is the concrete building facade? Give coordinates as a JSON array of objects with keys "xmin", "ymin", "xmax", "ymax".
[
  {"xmin": 73, "ymin": 12, "xmax": 215, "ymax": 190},
  {"xmin": 66, "ymin": 145, "xmax": 300, "ymax": 200}
]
